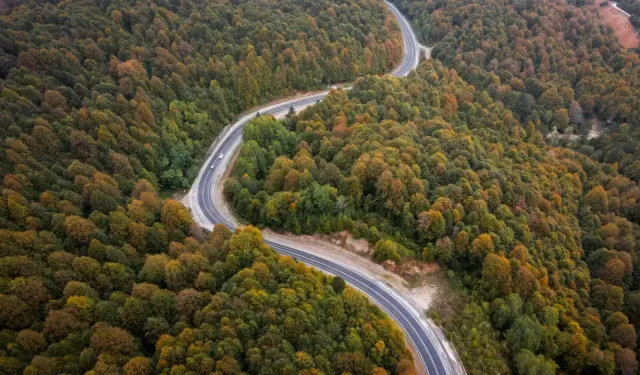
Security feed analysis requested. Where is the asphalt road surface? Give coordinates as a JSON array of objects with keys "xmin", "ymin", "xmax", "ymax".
[{"xmin": 187, "ymin": 2, "xmax": 462, "ymax": 374}]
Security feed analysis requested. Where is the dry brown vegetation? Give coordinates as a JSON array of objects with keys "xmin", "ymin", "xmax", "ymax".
[{"xmin": 597, "ymin": 4, "xmax": 640, "ymax": 48}]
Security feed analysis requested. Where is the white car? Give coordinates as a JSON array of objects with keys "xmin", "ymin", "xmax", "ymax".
[{"xmin": 218, "ymin": 153, "xmax": 224, "ymax": 159}]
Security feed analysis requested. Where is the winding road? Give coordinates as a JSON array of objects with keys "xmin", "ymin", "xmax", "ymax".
[{"xmin": 184, "ymin": 2, "xmax": 464, "ymax": 375}]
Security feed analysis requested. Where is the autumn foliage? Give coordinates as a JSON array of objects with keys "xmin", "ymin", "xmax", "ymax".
[
  {"xmin": 225, "ymin": 61, "xmax": 640, "ymax": 375},
  {"xmin": 0, "ymin": 0, "xmax": 411, "ymax": 373}
]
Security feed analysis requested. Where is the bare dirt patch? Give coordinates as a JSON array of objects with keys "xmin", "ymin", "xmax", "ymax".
[
  {"xmin": 597, "ymin": 4, "xmax": 640, "ymax": 48},
  {"xmin": 587, "ymin": 117, "xmax": 604, "ymax": 140},
  {"xmin": 332, "ymin": 230, "xmax": 372, "ymax": 255},
  {"xmin": 160, "ymin": 187, "xmax": 188, "ymax": 201},
  {"xmin": 384, "ymin": 258, "xmax": 441, "ymax": 279}
]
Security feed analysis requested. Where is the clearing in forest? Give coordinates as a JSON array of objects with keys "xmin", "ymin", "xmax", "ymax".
[{"xmin": 597, "ymin": 3, "xmax": 640, "ymax": 48}]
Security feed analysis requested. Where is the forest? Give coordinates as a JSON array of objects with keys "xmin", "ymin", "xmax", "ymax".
[
  {"xmin": 390, "ymin": 0, "xmax": 640, "ymax": 183},
  {"xmin": 617, "ymin": 0, "xmax": 640, "ymax": 28},
  {"xmin": 0, "ymin": 222, "xmax": 415, "ymax": 375},
  {"xmin": 3, "ymin": 0, "xmax": 640, "ymax": 373},
  {"xmin": 0, "ymin": 0, "xmax": 415, "ymax": 373},
  {"xmin": 0, "ymin": 0, "xmax": 402, "ymax": 189},
  {"xmin": 225, "ymin": 60, "xmax": 640, "ymax": 375}
]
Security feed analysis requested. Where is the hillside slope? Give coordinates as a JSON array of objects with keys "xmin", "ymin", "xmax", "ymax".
[
  {"xmin": 390, "ymin": 0, "xmax": 640, "ymax": 183},
  {"xmin": 0, "ymin": 0, "xmax": 416, "ymax": 373},
  {"xmin": 225, "ymin": 60, "xmax": 640, "ymax": 375}
]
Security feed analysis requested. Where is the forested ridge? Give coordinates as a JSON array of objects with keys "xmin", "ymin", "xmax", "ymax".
[
  {"xmin": 389, "ymin": 0, "xmax": 640, "ymax": 184},
  {"xmin": 0, "ymin": 0, "xmax": 402, "ymax": 189},
  {"xmin": 1, "ymin": 223, "xmax": 416, "ymax": 375},
  {"xmin": 225, "ymin": 60, "xmax": 640, "ymax": 375},
  {"xmin": 0, "ymin": 0, "xmax": 415, "ymax": 373}
]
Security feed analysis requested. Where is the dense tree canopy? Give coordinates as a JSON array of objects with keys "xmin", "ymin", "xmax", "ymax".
[
  {"xmin": 0, "ymin": 0, "xmax": 414, "ymax": 373},
  {"xmin": 390, "ymin": 0, "xmax": 640, "ymax": 183},
  {"xmin": 0, "ymin": 223, "xmax": 414, "ymax": 374},
  {"xmin": 225, "ymin": 60, "xmax": 640, "ymax": 375},
  {"xmin": 2, "ymin": 0, "xmax": 640, "ymax": 374},
  {"xmin": 0, "ymin": 0, "xmax": 402, "ymax": 188}
]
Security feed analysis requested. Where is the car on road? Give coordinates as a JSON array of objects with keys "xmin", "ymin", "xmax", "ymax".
[{"xmin": 218, "ymin": 153, "xmax": 224, "ymax": 159}]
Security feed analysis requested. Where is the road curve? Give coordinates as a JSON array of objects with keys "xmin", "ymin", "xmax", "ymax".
[{"xmin": 184, "ymin": 2, "xmax": 463, "ymax": 375}]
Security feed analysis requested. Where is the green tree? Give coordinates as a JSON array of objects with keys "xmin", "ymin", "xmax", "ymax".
[
  {"xmin": 331, "ymin": 276, "xmax": 346, "ymax": 294},
  {"xmin": 506, "ymin": 315, "xmax": 543, "ymax": 354},
  {"xmin": 373, "ymin": 240, "xmax": 401, "ymax": 263},
  {"xmin": 515, "ymin": 349, "xmax": 555, "ymax": 375}
]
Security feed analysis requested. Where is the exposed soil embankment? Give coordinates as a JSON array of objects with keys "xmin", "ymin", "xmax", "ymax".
[{"xmin": 262, "ymin": 229, "xmax": 442, "ymax": 312}]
